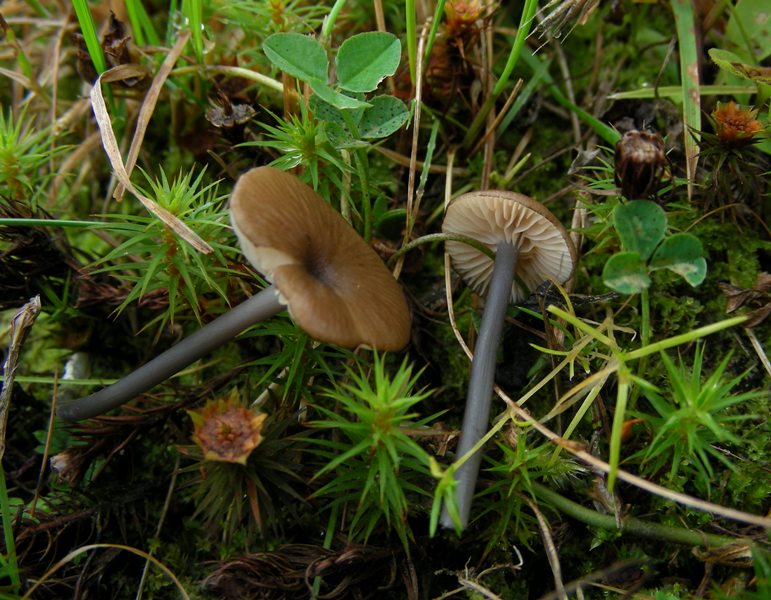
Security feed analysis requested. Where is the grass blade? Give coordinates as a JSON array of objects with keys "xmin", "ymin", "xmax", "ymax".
[{"xmin": 671, "ymin": 0, "xmax": 701, "ymax": 200}]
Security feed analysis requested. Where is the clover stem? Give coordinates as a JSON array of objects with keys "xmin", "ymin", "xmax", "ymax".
[
  {"xmin": 441, "ymin": 241, "xmax": 518, "ymax": 530},
  {"xmin": 640, "ymin": 287, "xmax": 651, "ymax": 347},
  {"xmin": 57, "ymin": 286, "xmax": 284, "ymax": 422}
]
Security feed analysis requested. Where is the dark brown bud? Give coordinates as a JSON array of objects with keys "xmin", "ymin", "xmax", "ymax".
[{"xmin": 614, "ymin": 130, "xmax": 667, "ymax": 200}]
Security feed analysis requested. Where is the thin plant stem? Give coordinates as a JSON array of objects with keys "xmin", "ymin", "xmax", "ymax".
[
  {"xmin": 22, "ymin": 543, "xmax": 190, "ymax": 600},
  {"xmin": 608, "ymin": 374, "xmax": 630, "ymax": 491},
  {"xmin": 608, "ymin": 84, "xmax": 757, "ymax": 101},
  {"xmin": 624, "ymin": 315, "xmax": 747, "ymax": 361},
  {"xmin": 631, "ymin": 287, "xmax": 652, "ymax": 412},
  {"xmin": 405, "ymin": 0, "xmax": 417, "ymax": 83},
  {"xmin": 2, "ymin": 17, "xmax": 33, "ymax": 81},
  {"xmin": 125, "ymin": 0, "xmax": 147, "ymax": 46},
  {"xmin": 340, "ymin": 110, "xmax": 372, "ymax": 240},
  {"xmin": 125, "ymin": 0, "xmax": 161, "ymax": 47},
  {"xmin": 72, "ymin": 0, "xmax": 113, "ymax": 109},
  {"xmin": 548, "ymin": 306, "xmax": 746, "ymax": 362},
  {"xmin": 72, "ymin": 0, "xmax": 107, "ymax": 73},
  {"xmin": 422, "ymin": 0, "xmax": 446, "ymax": 67},
  {"xmin": 354, "ymin": 151, "xmax": 371, "ymax": 241},
  {"xmin": 312, "ymin": 503, "xmax": 339, "ymax": 598},
  {"xmin": 0, "ymin": 218, "xmax": 103, "ymax": 228},
  {"xmin": 520, "ymin": 50, "xmax": 621, "ymax": 145},
  {"xmin": 640, "ymin": 288, "xmax": 651, "ymax": 347},
  {"xmin": 181, "ymin": 0, "xmax": 203, "ymax": 64},
  {"xmin": 532, "ymin": 482, "xmax": 742, "ymax": 548},
  {"xmin": 496, "ymin": 388, "xmax": 771, "ymax": 528},
  {"xmin": 441, "ymin": 241, "xmax": 518, "ymax": 530},
  {"xmin": 321, "ymin": 0, "xmax": 348, "ymax": 40},
  {"xmin": 389, "ymin": 233, "xmax": 496, "ymax": 264},
  {"xmin": 169, "ymin": 66, "xmax": 284, "ymax": 93},
  {"xmin": 25, "ymin": 0, "xmax": 48, "ymax": 16},
  {"xmin": 0, "ymin": 462, "xmax": 21, "ymax": 592},
  {"xmin": 463, "ymin": 0, "xmax": 538, "ymax": 147},
  {"xmin": 136, "ymin": 455, "xmax": 180, "ymax": 599}
]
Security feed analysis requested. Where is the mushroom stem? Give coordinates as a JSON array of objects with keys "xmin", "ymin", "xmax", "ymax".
[
  {"xmin": 57, "ymin": 286, "xmax": 285, "ymax": 422},
  {"xmin": 441, "ymin": 240, "xmax": 519, "ymax": 530}
]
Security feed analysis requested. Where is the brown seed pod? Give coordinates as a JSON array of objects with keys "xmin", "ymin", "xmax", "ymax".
[{"xmin": 614, "ymin": 129, "xmax": 668, "ymax": 200}]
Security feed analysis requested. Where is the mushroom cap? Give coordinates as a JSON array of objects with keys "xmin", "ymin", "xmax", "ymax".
[
  {"xmin": 230, "ymin": 166, "xmax": 411, "ymax": 351},
  {"xmin": 442, "ymin": 190, "xmax": 576, "ymax": 303}
]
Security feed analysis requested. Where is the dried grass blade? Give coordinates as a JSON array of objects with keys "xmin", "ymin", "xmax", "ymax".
[
  {"xmin": 114, "ymin": 32, "xmax": 190, "ymax": 201},
  {"xmin": 89, "ymin": 66, "xmax": 213, "ymax": 254},
  {"xmin": 0, "ymin": 296, "xmax": 41, "ymax": 461}
]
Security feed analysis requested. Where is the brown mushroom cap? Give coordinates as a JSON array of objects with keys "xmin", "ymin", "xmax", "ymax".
[
  {"xmin": 442, "ymin": 190, "xmax": 576, "ymax": 302},
  {"xmin": 230, "ymin": 166, "xmax": 411, "ymax": 351}
]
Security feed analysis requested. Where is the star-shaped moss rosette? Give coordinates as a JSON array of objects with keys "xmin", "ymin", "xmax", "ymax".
[{"xmin": 189, "ymin": 392, "xmax": 267, "ymax": 465}]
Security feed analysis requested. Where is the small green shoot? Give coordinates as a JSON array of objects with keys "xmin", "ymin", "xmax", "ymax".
[
  {"xmin": 181, "ymin": 0, "xmax": 205, "ymax": 64},
  {"xmin": 309, "ymin": 354, "xmax": 438, "ymax": 550},
  {"xmin": 632, "ymin": 344, "xmax": 766, "ymax": 496},
  {"xmin": 463, "ymin": 0, "xmax": 538, "ymax": 147},
  {"xmin": 548, "ymin": 304, "xmax": 747, "ymax": 492},
  {"xmin": 90, "ymin": 167, "xmax": 233, "ymax": 333},
  {"xmin": 0, "ymin": 109, "xmax": 63, "ymax": 206},
  {"xmin": 0, "ymin": 463, "xmax": 21, "ymax": 594},
  {"xmin": 71, "ymin": 0, "xmax": 107, "ymax": 75},
  {"xmin": 429, "ymin": 457, "xmax": 459, "ymax": 536},
  {"xmin": 253, "ymin": 103, "xmax": 350, "ymax": 193}
]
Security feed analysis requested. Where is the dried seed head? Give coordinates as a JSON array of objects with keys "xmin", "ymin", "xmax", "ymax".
[
  {"xmin": 711, "ymin": 102, "xmax": 763, "ymax": 146},
  {"xmin": 445, "ymin": 1, "xmax": 485, "ymax": 41},
  {"xmin": 189, "ymin": 391, "xmax": 267, "ymax": 465},
  {"xmin": 614, "ymin": 130, "xmax": 667, "ymax": 200}
]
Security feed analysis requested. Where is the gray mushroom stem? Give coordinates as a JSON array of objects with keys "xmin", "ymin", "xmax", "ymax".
[
  {"xmin": 57, "ymin": 286, "xmax": 284, "ymax": 422},
  {"xmin": 441, "ymin": 240, "xmax": 519, "ymax": 530}
]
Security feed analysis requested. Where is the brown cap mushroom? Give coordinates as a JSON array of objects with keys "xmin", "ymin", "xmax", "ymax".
[
  {"xmin": 440, "ymin": 190, "xmax": 576, "ymax": 531},
  {"xmin": 442, "ymin": 190, "xmax": 576, "ymax": 302},
  {"xmin": 58, "ymin": 167, "xmax": 411, "ymax": 422},
  {"xmin": 230, "ymin": 166, "xmax": 411, "ymax": 351}
]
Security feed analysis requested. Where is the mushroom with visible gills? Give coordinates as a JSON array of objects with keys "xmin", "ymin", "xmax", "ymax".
[
  {"xmin": 58, "ymin": 167, "xmax": 411, "ymax": 421},
  {"xmin": 440, "ymin": 190, "xmax": 576, "ymax": 530}
]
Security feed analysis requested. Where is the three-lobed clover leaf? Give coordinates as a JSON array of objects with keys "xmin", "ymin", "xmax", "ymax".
[
  {"xmin": 263, "ymin": 31, "xmax": 408, "ymax": 139},
  {"xmin": 603, "ymin": 200, "xmax": 707, "ymax": 294}
]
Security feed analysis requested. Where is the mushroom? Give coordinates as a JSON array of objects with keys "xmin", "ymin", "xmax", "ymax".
[
  {"xmin": 440, "ymin": 190, "xmax": 576, "ymax": 530},
  {"xmin": 58, "ymin": 167, "xmax": 411, "ymax": 421}
]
